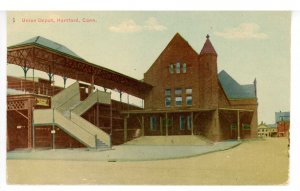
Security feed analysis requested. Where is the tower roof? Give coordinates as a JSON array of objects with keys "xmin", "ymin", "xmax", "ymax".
[{"xmin": 199, "ymin": 34, "xmax": 217, "ymax": 56}]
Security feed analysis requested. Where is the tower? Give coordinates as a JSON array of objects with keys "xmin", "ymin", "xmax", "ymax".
[{"xmin": 198, "ymin": 34, "xmax": 219, "ymax": 108}]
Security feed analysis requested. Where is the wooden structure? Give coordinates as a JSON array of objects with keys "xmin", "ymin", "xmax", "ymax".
[{"xmin": 7, "ymin": 36, "xmax": 151, "ymax": 150}]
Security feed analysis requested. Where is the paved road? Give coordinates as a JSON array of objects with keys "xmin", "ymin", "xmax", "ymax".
[{"xmin": 7, "ymin": 141, "xmax": 240, "ymax": 161}]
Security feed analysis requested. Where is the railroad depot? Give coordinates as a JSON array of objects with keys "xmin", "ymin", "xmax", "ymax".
[{"xmin": 7, "ymin": 34, "xmax": 258, "ymax": 151}]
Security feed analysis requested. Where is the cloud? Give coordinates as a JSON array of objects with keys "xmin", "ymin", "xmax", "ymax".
[
  {"xmin": 215, "ymin": 23, "xmax": 268, "ymax": 39},
  {"xmin": 109, "ymin": 19, "xmax": 142, "ymax": 33},
  {"xmin": 144, "ymin": 17, "xmax": 167, "ymax": 31},
  {"xmin": 109, "ymin": 17, "xmax": 167, "ymax": 33}
]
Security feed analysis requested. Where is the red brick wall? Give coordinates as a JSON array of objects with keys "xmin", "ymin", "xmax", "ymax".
[
  {"xmin": 144, "ymin": 34, "xmax": 200, "ymax": 109},
  {"xmin": 277, "ymin": 121, "xmax": 290, "ymax": 137},
  {"xmin": 142, "ymin": 34, "xmax": 258, "ymax": 141},
  {"xmin": 197, "ymin": 54, "xmax": 219, "ymax": 109},
  {"xmin": 143, "ymin": 35, "xmax": 221, "ymax": 111},
  {"xmin": 34, "ymin": 126, "xmax": 85, "ymax": 148},
  {"xmin": 229, "ymin": 98, "xmax": 258, "ymax": 139}
]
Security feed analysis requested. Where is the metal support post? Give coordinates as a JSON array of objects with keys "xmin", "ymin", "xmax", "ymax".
[
  {"xmin": 160, "ymin": 116, "xmax": 163, "ymax": 135},
  {"xmin": 165, "ymin": 113, "xmax": 168, "ymax": 136},
  {"xmin": 124, "ymin": 116, "xmax": 128, "ymax": 142},
  {"xmin": 191, "ymin": 112, "xmax": 194, "ymax": 135},
  {"xmin": 52, "ymin": 108, "xmax": 55, "ymax": 149},
  {"xmin": 142, "ymin": 116, "xmax": 145, "ymax": 136},
  {"xmin": 63, "ymin": 76, "xmax": 67, "ymax": 88},
  {"xmin": 110, "ymin": 99, "xmax": 113, "ymax": 135},
  {"xmin": 237, "ymin": 110, "xmax": 240, "ymax": 141},
  {"xmin": 32, "ymin": 106, "xmax": 35, "ymax": 149}
]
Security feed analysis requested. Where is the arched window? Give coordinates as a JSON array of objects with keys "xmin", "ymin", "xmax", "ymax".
[
  {"xmin": 176, "ymin": 62, "xmax": 180, "ymax": 73},
  {"xmin": 169, "ymin": 64, "xmax": 174, "ymax": 74},
  {"xmin": 182, "ymin": 63, "xmax": 187, "ymax": 73}
]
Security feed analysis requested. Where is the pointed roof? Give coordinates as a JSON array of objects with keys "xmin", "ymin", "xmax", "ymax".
[
  {"xmin": 169, "ymin": 33, "xmax": 197, "ymax": 53},
  {"xmin": 218, "ymin": 70, "xmax": 256, "ymax": 99},
  {"xmin": 145, "ymin": 32, "xmax": 198, "ymax": 74},
  {"xmin": 172, "ymin": 33, "xmax": 186, "ymax": 43},
  {"xmin": 199, "ymin": 34, "xmax": 217, "ymax": 56},
  {"xmin": 9, "ymin": 36, "xmax": 85, "ymax": 61}
]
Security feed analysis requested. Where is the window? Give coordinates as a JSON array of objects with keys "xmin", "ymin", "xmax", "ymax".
[
  {"xmin": 175, "ymin": 88, "xmax": 182, "ymax": 95},
  {"xmin": 163, "ymin": 118, "xmax": 173, "ymax": 127},
  {"xmin": 186, "ymin": 96, "xmax": 192, "ymax": 106},
  {"xmin": 187, "ymin": 116, "xmax": 192, "ymax": 130},
  {"xmin": 180, "ymin": 116, "xmax": 185, "ymax": 130},
  {"xmin": 176, "ymin": 62, "xmax": 180, "ymax": 73},
  {"xmin": 175, "ymin": 97, "xmax": 182, "ymax": 106},
  {"xmin": 243, "ymin": 124, "xmax": 251, "ymax": 130},
  {"xmin": 186, "ymin": 88, "xmax": 192, "ymax": 94},
  {"xmin": 165, "ymin": 88, "xmax": 171, "ymax": 96},
  {"xmin": 182, "ymin": 63, "xmax": 187, "ymax": 73},
  {"xmin": 165, "ymin": 97, "xmax": 171, "ymax": 107},
  {"xmin": 150, "ymin": 116, "xmax": 157, "ymax": 131},
  {"xmin": 169, "ymin": 64, "xmax": 174, "ymax": 74},
  {"xmin": 231, "ymin": 123, "xmax": 237, "ymax": 130}
]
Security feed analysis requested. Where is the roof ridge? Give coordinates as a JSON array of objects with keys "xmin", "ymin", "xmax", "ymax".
[{"xmin": 35, "ymin": 36, "xmax": 40, "ymax": 43}]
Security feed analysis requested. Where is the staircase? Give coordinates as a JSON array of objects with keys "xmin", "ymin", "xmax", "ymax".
[{"xmin": 33, "ymin": 82, "xmax": 112, "ymax": 149}]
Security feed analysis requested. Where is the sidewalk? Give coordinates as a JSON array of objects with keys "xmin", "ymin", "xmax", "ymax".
[{"xmin": 7, "ymin": 141, "xmax": 241, "ymax": 162}]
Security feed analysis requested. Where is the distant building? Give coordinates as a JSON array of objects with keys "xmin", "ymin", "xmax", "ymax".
[
  {"xmin": 276, "ymin": 111, "xmax": 290, "ymax": 137},
  {"xmin": 257, "ymin": 122, "xmax": 277, "ymax": 137}
]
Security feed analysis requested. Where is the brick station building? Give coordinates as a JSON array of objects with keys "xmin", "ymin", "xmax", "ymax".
[
  {"xmin": 7, "ymin": 33, "xmax": 258, "ymax": 150},
  {"xmin": 122, "ymin": 33, "xmax": 258, "ymax": 141}
]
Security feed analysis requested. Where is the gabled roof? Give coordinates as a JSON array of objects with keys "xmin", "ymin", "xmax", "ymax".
[
  {"xmin": 218, "ymin": 70, "xmax": 256, "ymax": 99},
  {"xmin": 199, "ymin": 34, "xmax": 217, "ymax": 56},
  {"xmin": 9, "ymin": 36, "xmax": 85, "ymax": 61},
  {"xmin": 145, "ymin": 33, "xmax": 198, "ymax": 74},
  {"xmin": 165, "ymin": 33, "xmax": 198, "ymax": 55}
]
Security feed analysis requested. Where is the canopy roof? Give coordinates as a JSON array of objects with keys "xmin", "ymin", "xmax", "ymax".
[
  {"xmin": 9, "ymin": 36, "xmax": 85, "ymax": 61},
  {"xmin": 7, "ymin": 36, "xmax": 152, "ymax": 98}
]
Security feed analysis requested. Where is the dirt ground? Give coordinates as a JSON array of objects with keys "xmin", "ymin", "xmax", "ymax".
[{"xmin": 6, "ymin": 137, "xmax": 289, "ymax": 185}]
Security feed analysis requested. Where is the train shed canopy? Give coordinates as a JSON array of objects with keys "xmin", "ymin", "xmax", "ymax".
[{"xmin": 7, "ymin": 36, "xmax": 152, "ymax": 98}]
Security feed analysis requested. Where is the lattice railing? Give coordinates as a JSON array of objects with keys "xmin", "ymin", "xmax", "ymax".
[{"xmin": 7, "ymin": 100, "xmax": 28, "ymax": 110}]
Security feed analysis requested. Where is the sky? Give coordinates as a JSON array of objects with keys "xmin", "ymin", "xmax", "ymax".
[{"xmin": 6, "ymin": 11, "xmax": 291, "ymax": 124}]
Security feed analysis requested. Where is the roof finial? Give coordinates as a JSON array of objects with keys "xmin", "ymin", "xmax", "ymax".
[{"xmin": 206, "ymin": 34, "xmax": 210, "ymax": 39}]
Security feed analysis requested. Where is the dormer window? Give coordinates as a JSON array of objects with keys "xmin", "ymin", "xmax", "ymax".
[
  {"xmin": 169, "ymin": 64, "xmax": 174, "ymax": 74},
  {"xmin": 176, "ymin": 62, "xmax": 180, "ymax": 73}
]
